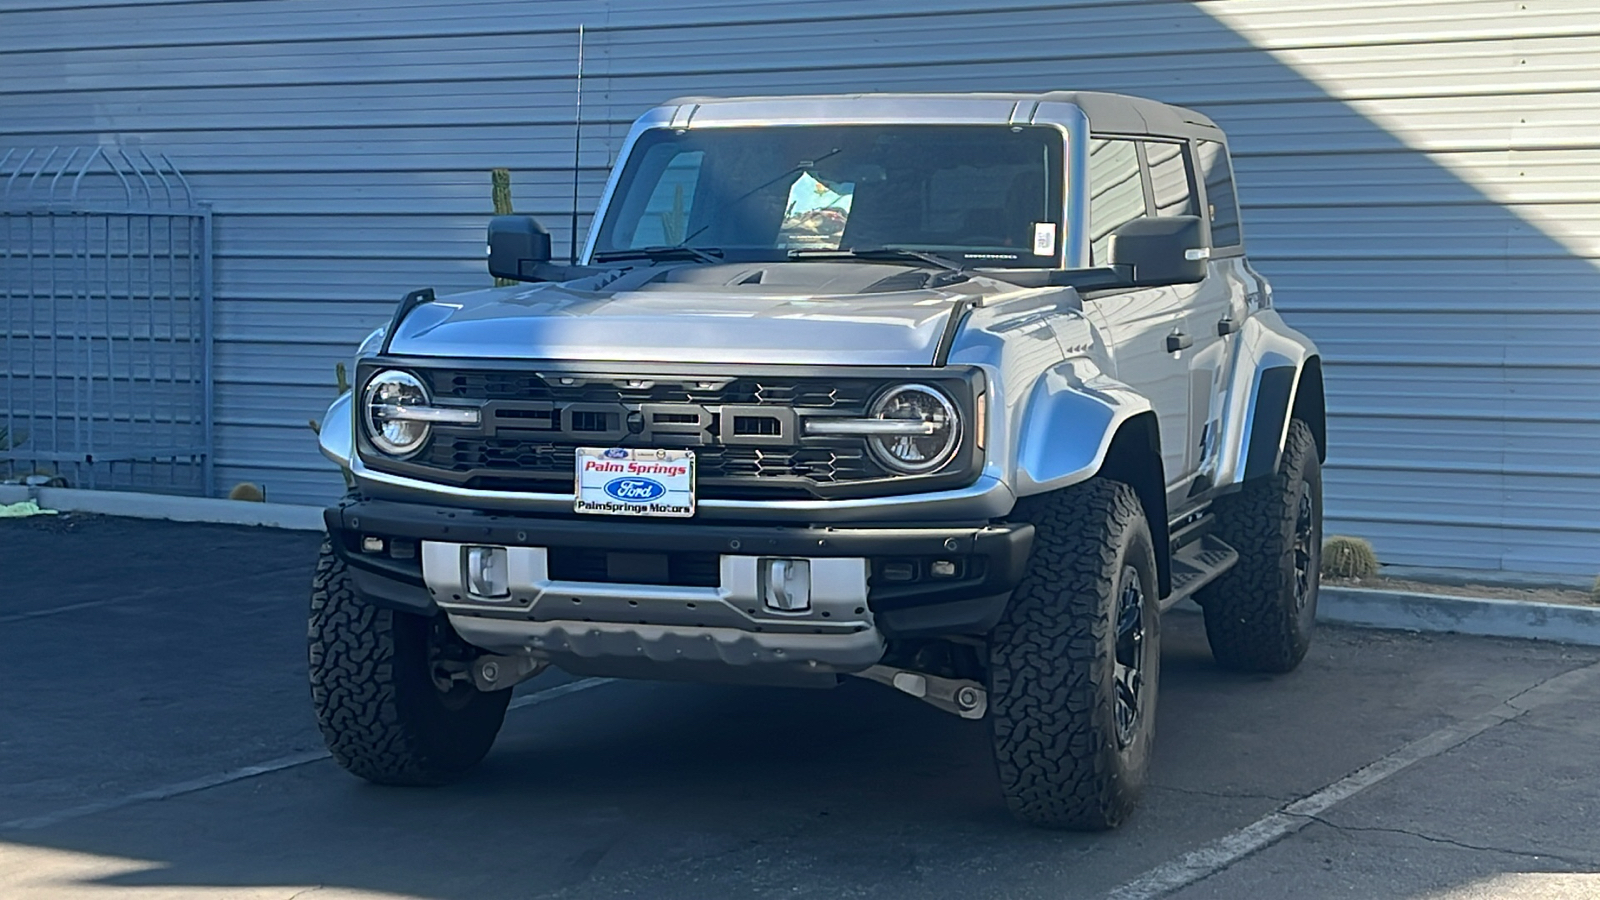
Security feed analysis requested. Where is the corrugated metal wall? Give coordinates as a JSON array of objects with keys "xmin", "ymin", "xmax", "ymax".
[{"xmin": 1, "ymin": 0, "xmax": 1596, "ymax": 576}]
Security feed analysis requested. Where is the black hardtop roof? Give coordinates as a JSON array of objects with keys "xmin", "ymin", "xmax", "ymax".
[{"xmin": 660, "ymin": 90, "xmax": 1225, "ymax": 140}]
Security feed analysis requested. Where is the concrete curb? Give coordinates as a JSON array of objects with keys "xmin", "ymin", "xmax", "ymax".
[
  {"xmin": 1319, "ymin": 586, "xmax": 1600, "ymax": 648},
  {"xmin": 0, "ymin": 485, "xmax": 323, "ymax": 531},
  {"xmin": 5, "ymin": 487, "xmax": 1597, "ymax": 647}
]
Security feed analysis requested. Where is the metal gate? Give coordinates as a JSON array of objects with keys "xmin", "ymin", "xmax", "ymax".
[{"xmin": 1, "ymin": 146, "xmax": 213, "ymax": 495}]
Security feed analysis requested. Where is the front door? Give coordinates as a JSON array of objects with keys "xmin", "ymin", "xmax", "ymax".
[{"xmin": 1088, "ymin": 286, "xmax": 1194, "ymax": 498}]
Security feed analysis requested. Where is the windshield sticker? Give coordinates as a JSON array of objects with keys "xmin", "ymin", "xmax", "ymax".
[
  {"xmin": 1033, "ymin": 222, "xmax": 1057, "ymax": 256},
  {"xmin": 778, "ymin": 171, "xmax": 854, "ymax": 250}
]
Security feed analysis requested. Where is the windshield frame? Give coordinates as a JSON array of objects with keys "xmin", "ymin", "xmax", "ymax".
[{"xmin": 586, "ymin": 122, "xmax": 1070, "ymax": 270}]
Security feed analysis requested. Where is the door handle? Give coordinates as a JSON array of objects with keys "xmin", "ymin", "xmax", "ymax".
[
  {"xmin": 1166, "ymin": 332, "xmax": 1193, "ymax": 353},
  {"xmin": 1217, "ymin": 317, "xmax": 1237, "ymax": 336}
]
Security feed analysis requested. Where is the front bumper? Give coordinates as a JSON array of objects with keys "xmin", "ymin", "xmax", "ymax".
[{"xmin": 326, "ymin": 498, "xmax": 1032, "ymax": 680}]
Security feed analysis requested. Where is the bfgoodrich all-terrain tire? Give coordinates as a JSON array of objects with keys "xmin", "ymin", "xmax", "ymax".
[
  {"xmin": 988, "ymin": 478, "xmax": 1161, "ymax": 830},
  {"xmin": 1196, "ymin": 418, "xmax": 1322, "ymax": 673},
  {"xmin": 308, "ymin": 541, "xmax": 510, "ymax": 785}
]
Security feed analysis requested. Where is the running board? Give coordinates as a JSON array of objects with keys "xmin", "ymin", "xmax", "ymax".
[{"xmin": 1162, "ymin": 534, "xmax": 1239, "ymax": 611}]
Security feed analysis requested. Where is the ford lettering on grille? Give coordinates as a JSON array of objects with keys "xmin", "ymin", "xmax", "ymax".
[{"xmin": 604, "ymin": 477, "xmax": 667, "ymax": 502}]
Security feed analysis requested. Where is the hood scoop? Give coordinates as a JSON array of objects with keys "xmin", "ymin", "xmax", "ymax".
[{"xmin": 634, "ymin": 260, "xmax": 938, "ymax": 295}]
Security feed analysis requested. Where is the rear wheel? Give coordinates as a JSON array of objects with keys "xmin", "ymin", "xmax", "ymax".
[
  {"xmin": 988, "ymin": 479, "xmax": 1161, "ymax": 830},
  {"xmin": 1197, "ymin": 418, "xmax": 1322, "ymax": 673},
  {"xmin": 308, "ymin": 541, "xmax": 510, "ymax": 785}
]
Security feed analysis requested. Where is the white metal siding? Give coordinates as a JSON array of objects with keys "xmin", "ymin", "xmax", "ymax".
[{"xmin": 1, "ymin": 0, "xmax": 1596, "ymax": 576}]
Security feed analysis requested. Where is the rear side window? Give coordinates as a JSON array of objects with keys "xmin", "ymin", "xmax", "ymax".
[
  {"xmin": 1086, "ymin": 139, "xmax": 1144, "ymax": 266},
  {"xmin": 1143, "ymin": 140, "xmax": 1195, "ymax": 218},
  {"xmin": 1194, "ymin": 139, "xmax": 1243, "ymax": 248}
]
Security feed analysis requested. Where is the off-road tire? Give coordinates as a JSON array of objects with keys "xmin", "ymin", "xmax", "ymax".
[
  {"xmin": 988, "ymin": 479, "xmax": 1161, "ymax": 830},
  {"xmin": 1197, "ymin": 418, "xmax": 1322, "ymax": 673},
  {"xmin": 308, "ymin": 541, "xmax": 510, "ymax": 785}
]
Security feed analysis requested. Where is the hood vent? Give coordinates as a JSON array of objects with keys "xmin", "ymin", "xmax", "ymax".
[
  {"xmin": 862, "ymin": 269, "xmax": 935, "ymax": 293},
  {"xmin": 634, "ymin": 261, "xmax": 940, "ymax": 295}
]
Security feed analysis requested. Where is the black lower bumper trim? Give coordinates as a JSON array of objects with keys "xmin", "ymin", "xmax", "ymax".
[{"xmin": 326, "ymin": 498, "xmax": 1032, "ymax": 638}]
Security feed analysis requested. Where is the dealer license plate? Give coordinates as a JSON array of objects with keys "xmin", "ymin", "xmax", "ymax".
[{"xmin": 574, "ymin": 447, "xmax": 696, "ymax": 518}]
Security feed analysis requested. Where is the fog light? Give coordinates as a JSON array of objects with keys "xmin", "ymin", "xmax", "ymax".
[
  {"xmin": 361, "ymin": 536, "xmax": 385, "ymax": 554},
  {"xmin": 465, "ymin": 546, "xmax": 510, "ymax": 599},
  {"xmin": 762, "ymin": 558, "xmax": 811, "ymax": 612},
  {"xmin": 930, "ymin": 560, "xmax": 958, "ymax": 578}
]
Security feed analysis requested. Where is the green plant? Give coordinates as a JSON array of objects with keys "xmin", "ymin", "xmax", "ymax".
[
  {"xmin": 491, "ymin": 168, "xmax": 516, "ymax": 287},
  {"xmin": 228, "ymin": 482, "xmax": 265, "ymax": 502},
  {"xmin": 307, "ymin": 362, "xmax": 357, "ymax": 490},
  {"xmin": 1322, "ymin": 535, "xmax": 1379, "ymax": 580},
  {"xmin": 659, "ymin": 183, "xmax": 687, "ymax": 244}
]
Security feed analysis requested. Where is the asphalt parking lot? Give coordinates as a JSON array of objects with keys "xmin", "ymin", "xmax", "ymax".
[{"xmin": 2, "ymin": 514, "xmax": 1598, "ymax": 900}]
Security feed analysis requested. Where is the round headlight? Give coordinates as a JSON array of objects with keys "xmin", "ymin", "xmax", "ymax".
[
  {"xmin": 363, "ymin": 370, "xmax": 431, "ymax": 457},
  {"xmin": 867, "ymin": 384, "xmax": 960, "ymax": 474}
]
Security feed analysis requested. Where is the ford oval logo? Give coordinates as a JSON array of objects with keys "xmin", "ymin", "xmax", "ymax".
[{"xmin": 603, "ymin": 477, "xmax": 666, "ymax": 502}]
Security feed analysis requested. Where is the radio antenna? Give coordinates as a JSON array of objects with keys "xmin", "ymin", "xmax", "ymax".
[{"xmin": 568, "ymin": 23, "xmax": 585, "ymax": 264}]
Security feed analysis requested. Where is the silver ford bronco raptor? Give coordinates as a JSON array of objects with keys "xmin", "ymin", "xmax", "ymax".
[{"xmin": 311, "ymin": 91, "xmax": 1325, "ymax": 830}]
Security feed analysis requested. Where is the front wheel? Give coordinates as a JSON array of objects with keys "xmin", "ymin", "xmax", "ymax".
[
  {"xmin": 988, "ymin": 479, "xmax": 1161, "ymax": 830},
  {"xmin": 308, "ymin": 541, "xmax": 510, "ymax": 785}
]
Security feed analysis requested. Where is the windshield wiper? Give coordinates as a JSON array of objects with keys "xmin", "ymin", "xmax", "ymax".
[
  {"xmin": 788, "ymin": 246, "xmax": 969, "ymax": 277},
  {"xmin": 592, "ymin": 246, "xmax": 724, "ymax": 265}
]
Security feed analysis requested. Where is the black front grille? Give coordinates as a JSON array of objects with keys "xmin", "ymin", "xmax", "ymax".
[
  {"xmin": 358, "ymin": 364, "xmax": 980, "ymax": 499},
  {"xmin": 424, "ymin": 439, "xmax": 878, "ymax": 492}
]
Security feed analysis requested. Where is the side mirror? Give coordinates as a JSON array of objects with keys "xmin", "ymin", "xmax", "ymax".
[
  {"xmin": 1108, "ymin": 215, "xmax": 1208, "ymax": 287},
  {"xmin": 487, "ymin": 215, "xmax": 552, "ymax": 281}
]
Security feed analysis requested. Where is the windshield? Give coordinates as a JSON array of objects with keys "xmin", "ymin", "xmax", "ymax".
[{"xmin": 591, "ymin": 124, "xmax": 1065, "ymax": 268}]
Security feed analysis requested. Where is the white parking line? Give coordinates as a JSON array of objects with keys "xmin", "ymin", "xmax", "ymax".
[
  {"xmin": 0, "ymin": 676, "xmax": 614, "ymax": 832},
  {"xmin": 1107, "ymin": 659, "xmax": 1600, "ymax": 900},
  {"xmin": 0, "ymin": 598, "xmax": 125, "ymax": 625}
]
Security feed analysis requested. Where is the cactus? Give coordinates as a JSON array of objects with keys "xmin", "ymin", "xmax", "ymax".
[
  {"xmin": 660, "ymin": 184, "xmax": 687, "ymax": 244},
  {"xmin": 492, "ymin": 167, "xmax": 516, "ymax": 287},
  {"xmin": 1322, "ymin": 535, "xmax": 1379, "ymax": 580},
  {"xmin": 307, "ymin": 361, "xmax": 357, "ymax": 489}
]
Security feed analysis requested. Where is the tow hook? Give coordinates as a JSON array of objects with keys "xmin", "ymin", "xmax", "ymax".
[
  {"xmin": 854, "ymin": 664, "xmax": 988, "ymax": 719},
  {"xmin": 472, "ymin": 654, "xmax": 547, "ymax": 692}
]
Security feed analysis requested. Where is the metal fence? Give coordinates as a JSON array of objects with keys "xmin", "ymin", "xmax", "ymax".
[{"xmin": 1, "ymin": 146, "xmax": 213, "ymax": 495}]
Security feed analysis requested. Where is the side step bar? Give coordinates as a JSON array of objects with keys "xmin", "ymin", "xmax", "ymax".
[{"xmin": 1161, "ymin": 531, "xmax": 1239, "ymax": 611}]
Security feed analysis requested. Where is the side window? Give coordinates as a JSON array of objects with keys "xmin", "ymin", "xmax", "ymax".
[
  {"xmin": 1143, "ymin": 140, "xmax": 1196, "ymax": 218},
  {"xmin": 626, "ymin": 150, "xmax": 704, "ymax": 247},
  {"xmin": 1087, "ymin": 138, "xmax": 1144, "ymax": 266},
  {"xmin": 1195, "ymin": 139, "xmax": 1242, "ymax": 248}
]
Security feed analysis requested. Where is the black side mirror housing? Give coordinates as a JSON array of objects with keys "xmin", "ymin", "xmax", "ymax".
[
  {"xmin": 487, "ymin": 215, "xmax": 552, "ymax": 281},
  {"xmin": 1108, "ymin": 215, "xmax": 1208, "ymax": 287}
]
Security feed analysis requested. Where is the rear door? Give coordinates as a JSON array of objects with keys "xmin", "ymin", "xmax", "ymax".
[{"xmin": 1185, "ymin": 138, "xmax": 1253, "ymax": 498}]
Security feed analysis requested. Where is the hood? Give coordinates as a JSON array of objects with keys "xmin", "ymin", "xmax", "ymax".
[{"xmin": 385, "ymin": 262, "xmax": 1012, "ymax": 366}]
